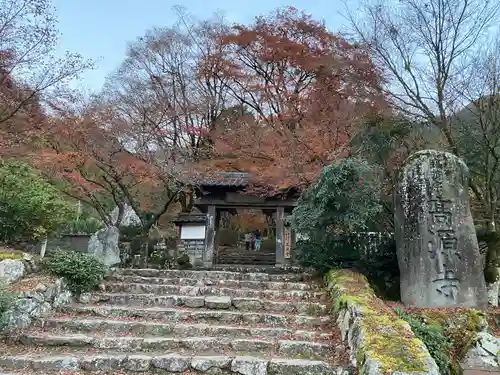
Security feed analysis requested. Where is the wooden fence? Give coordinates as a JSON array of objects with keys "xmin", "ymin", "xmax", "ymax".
[
  {"xmin": 346, "ymin": 231, "xmax": 487, "ymax": 256},
  {"xmin": 470, "ymin": 201, "xmax": 499, "ymax": 226},
  {"xmin": 31, "ymin": 234, "xmax": 91, "ymax": 254}
]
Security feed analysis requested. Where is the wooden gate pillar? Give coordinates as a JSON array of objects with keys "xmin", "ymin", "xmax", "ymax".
[
  {"xmin": 204, "ymin": 205, "xmax": 217, "ymax": 267},
  {"xmin": 275, "ymin": 206, "xmax": 285, "ymax": 267}
]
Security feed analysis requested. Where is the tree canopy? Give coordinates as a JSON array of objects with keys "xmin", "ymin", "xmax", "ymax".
[{"xmin": 203, "ymin": 7, "xmax": 386, "ymax": 194}]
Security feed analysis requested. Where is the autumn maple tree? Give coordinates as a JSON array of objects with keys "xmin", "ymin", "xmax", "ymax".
[
  {"xmin": 99, "ymin": 8, "xmax": 234, "ymax": 210},
  {"xmin": 201, "ymin": 7, "xmax": 385, "ymax": 194},
  {"xmin": 36, "ymin": 99, "xmax": 184, "ymax": 232},
  {"xmin": 0, "ymin": 0, "xmax": 92, "ymax": 153}
]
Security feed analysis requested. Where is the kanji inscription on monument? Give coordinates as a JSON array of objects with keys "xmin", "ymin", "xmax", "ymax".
[
  {"xmin": 394, "ymin": 150, "xmax": 487, "ymax": 308},
  {"xmin": 427, "ymin": 196, "xmax": 461, "ymax": 300}
]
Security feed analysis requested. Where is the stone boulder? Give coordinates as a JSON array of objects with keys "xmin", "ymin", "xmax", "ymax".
[
  {"xmin": 88, "ymin": 226, "xmax": 121, "ymax": 267},
  {"xmin": 0, "ymin": 259, "xmax": 25, "ymax": 285},
  {"xmin": 110, "ymin": 204, "xmax": 141, "ymax": 227},
  {"xmin": 394, "ymin": 150, "xmax": 487, "ymax": 308},
  {"xmin": 461, "ymin": 332, "xmax": 500, "ymax": 371}
]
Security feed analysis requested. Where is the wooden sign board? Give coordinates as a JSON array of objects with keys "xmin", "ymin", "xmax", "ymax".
[{"xmin": 284, "ymin": 228, "xmax": 292, "ymax": 259}]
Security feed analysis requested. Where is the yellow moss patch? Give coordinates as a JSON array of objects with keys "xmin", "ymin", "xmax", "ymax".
[
  {"xmin": 0, "ymin": 252, "xmax": 24, "ymax": 261},
  {"xmin": 326, "ymin": 269, "xmax": 431, "ymax": 375}
]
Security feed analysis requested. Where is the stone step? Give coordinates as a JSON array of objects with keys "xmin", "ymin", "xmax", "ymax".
[
  {"xmin": 109, "ymin": 275, "xmax": 316, "ymax": 291},
  {"xmin": 0, "ymin": 371, "xmax": 348, "ymax": 375},
  {"xmin": 216, "ymin": 254, "xmax": 276, "ymax": 259},
  {"xmin": 116, "ymin": 268, "xmax": 312, "ymax": 282},
  {"xmin": 38, "ymin": 317, "xmax": 334, "ymax": 341},
  {"xmin": 216, "ymin": 256, "xmax": 276, "ymax": 261},
  {"xmin": 0, "ymin": 349, "xmax": 346, "ymax": 374},
  {"xmin": 60, "ymin": 305, "xmax": 332, "ymax": 328},
  {"xmin": 17, "ymin": 333, "xmax": 336, "ymax": 360},
  {"xmin": 216, "ymin": 259, "xmax": 277, "ymax": 265},
  {"xmin": 102, "ymin": 282, "xmax": 325, "ymax": 300},
  {"xmin": 216, "ymin": 257, "xmax": 276, "ymax": 261},
  {"xmin": 90, "ymin": 293, "xmax": 329, "ymax": 315},
  {"xmin": 210, "ymin": 265, "xmax": 311, "ymax": 274}
]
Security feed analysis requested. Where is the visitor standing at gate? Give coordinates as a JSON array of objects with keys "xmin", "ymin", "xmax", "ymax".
[
  {"xmin": 244, "ymin": 232, "xmax": 252, "ymax": 250},
  {"xmin": 254, "ymin": 229, "xmax": 262, "ymax": 251}
]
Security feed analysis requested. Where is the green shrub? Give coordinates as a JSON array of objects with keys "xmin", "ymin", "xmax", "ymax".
[
  {"xmin": 292, "ymin": 157, "xmax": 383, "ymax": 268},
  {"xmin": 177, "ymin": 253, "xmax": 193, "ymax": 269},
  {"xmin": 293, "ymin": 232, "xmax": 399, "ymax": 299},
  {"xmin": 148, "ymin": 241, "xmax": 173, "ymax": 269},
  {"xmin": 291, "ymin": 157, "xmax": 398, "ymax": 295},
  {"xmin": 217, "ymin": 229, "xmax": 239, "ymax": 246},
  {"xmin": 119, "ymin": 224, "xmax": 144, "ymax": 242},
  {"xmin": 395, "ymin": 308, "xmax": 453, "ymax": 375},
  {"xmin": 292, "ymin": 157, "xmax": 383, "ymax": 238},
  {"xmin": 149, "ymin": 251, "xmax": 170, "ymax": 268},
  {"xmin": 44, "ymin": 249, "xmax": 107, "ymax": 294},
  {"xmin": 0, "ymin": 161, "xmax": 73, "ymax": 243},
  {"xmin": 64, "ymin": 217, "xmax": 104, "ymax": 235}
]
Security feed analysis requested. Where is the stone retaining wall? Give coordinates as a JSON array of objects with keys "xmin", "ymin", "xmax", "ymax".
[
  {"xmin": 326, "ymin": 269, "xmax": 440, "ymax": 375},
  {"xmin": 1, "ymin": 278, "xmax": 72, "ymax": 333}
]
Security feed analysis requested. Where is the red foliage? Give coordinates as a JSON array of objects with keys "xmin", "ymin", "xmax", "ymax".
[
  {"xmin": 200, "ymin": 7, "xmax": 385, "ymax": 194},
  {"xmin": 34, "ymin": 102, "xmax": 169, "ymax": 224},
  {"xmin": 0, "ymin": 0, "xmax": 91, "ymax": 155},
  {"xmin": 0, "ymin": 68, "xmax": 47, "ymax": 154},
  {"xmin": 231, "ymin": 211, "xmax": 268, "ymax": 232}
]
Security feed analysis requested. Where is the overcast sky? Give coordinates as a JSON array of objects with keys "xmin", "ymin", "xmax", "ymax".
[{"xmin": 52, "ymin": 0, "xmax": 359, "ymax": 92}]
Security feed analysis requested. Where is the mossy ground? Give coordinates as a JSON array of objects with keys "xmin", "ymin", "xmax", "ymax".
[
  {"xmin": 421, "ymin": 308, "xmax": 485, "ymax": 358},
  {"xmin": 387, "ymin": 302, "xmax": 488, "ymax": 374},
  {"xmin": 326, "ymin": 269, "xmax": 431, "ymax": 375},
  {"xmin": 486, "ymin": 307, "xmax": 500, "ymax": 336}
]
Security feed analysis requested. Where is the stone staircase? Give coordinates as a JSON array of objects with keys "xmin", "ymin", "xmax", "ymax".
[
  {"xmin": 0, "ymin": 268, "xmax": 350, "ymax": 374},
  {"xmin": 216, "ymin": 246, "xmax": 276, "ymax": 265}
]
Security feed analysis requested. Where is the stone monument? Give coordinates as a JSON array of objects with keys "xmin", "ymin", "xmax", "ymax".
[
  {"xmin": 88, "ymin": 226, "xmax": 121, "ymax": 268},
  {"xmin": 394, "ymin": 150, "xmax": 487, "ymax": 308},
  {"xmin": 110, "ymin": 204, "xmax": 142, "ymax": 227}
]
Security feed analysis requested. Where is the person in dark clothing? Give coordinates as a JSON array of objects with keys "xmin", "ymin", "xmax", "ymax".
[
  {"xmin": 254, "ymin": 229, "xmax": 262, "ymax": 251},
  {"xmin": 244, "ymin": 232, "xmax": 252, "ymax": 250}
]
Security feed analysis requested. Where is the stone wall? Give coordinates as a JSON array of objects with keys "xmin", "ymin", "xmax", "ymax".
[
  {"xmin": 326, "ymin": 269, "xmax": 439, "ymax": 375},
  {"xmin": 1, "ymin": 278, "xmax": 72, "ymax": 333}
]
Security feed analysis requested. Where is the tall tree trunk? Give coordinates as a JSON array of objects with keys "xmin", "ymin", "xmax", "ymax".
[
  {"xmin": 484, "ymin": 213, "xmax": 500, "ymax": 307},
  {"xmin": 179, "ymin": 189, "xmax": 194, "ymax": 213}
]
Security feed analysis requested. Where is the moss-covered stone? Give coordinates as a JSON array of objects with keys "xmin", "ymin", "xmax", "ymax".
[
  {"xmin": 326, "ymin": 269, "xmax": 437, "ymax": 375},
  {"xmin": 416, "ymin": 308, "xmax": 488, "ymax": 374}
]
